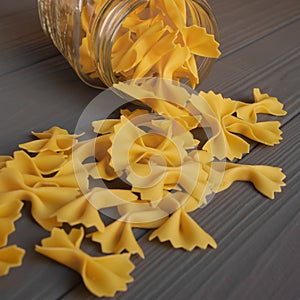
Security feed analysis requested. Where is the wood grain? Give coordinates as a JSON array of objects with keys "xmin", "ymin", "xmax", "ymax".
[{"xmin": 0, "ymin": 0, "xmax": 299, "ymax": 299}]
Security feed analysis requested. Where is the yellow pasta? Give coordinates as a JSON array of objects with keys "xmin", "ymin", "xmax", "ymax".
[
  {"xmin": 79, "ymin": 0, "xmax": 220, "ymax": 87},
  {"xmin": 0, "ymin": 156, "xmax": 12, "ymax": 169},
  {"xmin": 132, "ymin": 32, "xmax": 178, "ymax": 79},
  {"xmin": 236, "ymin": 88, "xmax": 287, "ymax": 123},
  {"xmin": 150, "ymin": 0, "xmax": 187, "ymax": 29},
  {"xmin": 36, "ymin": 228, "xmax": 135, "ymax": 297},
  {"xmin": 114, "ymin": 21, "xmax": 167, "ymax": 74},
  {"xmin": 32, "ymin": 151, "xmax": 68, "ymax": 175},
  {"xmin": 53, "ymin": 192, "xmax": 104, "ymax": 232},
  {"xmin": 189, "ymin": 90, "xmax": 285, "ymax": 160},
  {"xmin": 91, "ymin": 221, "xmax": 144, "ymax": 258},
  {"xmin": 149, "ymin": 208, "xmax": 217, "ymax": 250},
  {"xmin": 225, "ymin": 116, "xmax": 283, "ymax": 146},
  {"xmin": 190, "ymin": 91, "xmax": 249, "ymax": 160},
  {"xmin": 181, "ymin": 26, "xmax": 221, "ymax": 58},
  {"xmin": 0, "ymin": 198, "xmax": 23, "ymax": 247},
  {"xmin": 213, "ymin": 162, "xmax": 286, "ymax": 199},
  {"xmin": 0, "ymin": 167, "xmax": 79, "ymax": 230},
  {"xmin": 1, "ymin": 153, "xmax": 103, "ymax": 232},
  {"xmin": 19, "ymin": 126, "xmax": 82, "ymax": 154},
  {"xmin": 0, "ymin": 246, "xmax": 25, "ymax": 277},
  {"xmin": 0, "ymin": 77, "xmax": 288, "ymax": 297}
]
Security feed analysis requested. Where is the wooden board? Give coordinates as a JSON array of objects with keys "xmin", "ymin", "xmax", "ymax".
[{"xmin": 0, "ymin": 0, "xmax": 299, "ymax": 299}]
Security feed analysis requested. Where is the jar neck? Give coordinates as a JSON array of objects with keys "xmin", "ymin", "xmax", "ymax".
[{"xmin": 91, "ymin": 0, "xmax": 148, "ymax": 87}]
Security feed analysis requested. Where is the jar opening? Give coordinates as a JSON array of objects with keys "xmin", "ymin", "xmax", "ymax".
[{"xmin": 89, "ymin": 0, "xmax": 220, "ymax": 88}]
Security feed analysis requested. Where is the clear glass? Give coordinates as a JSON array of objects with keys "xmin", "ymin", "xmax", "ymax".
[{"xmin": 38, "ymin": 0, "xmax": 219, "ymax": 89}]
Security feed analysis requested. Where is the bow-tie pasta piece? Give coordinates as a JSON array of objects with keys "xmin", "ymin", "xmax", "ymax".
[
  {"xmin": 0, "ymin": 167, "xmax": 79, "ymax": 231},
  {"xmin": 7, "ymin": 151, "xmax": 88, "ymax": 190},
  {"xmin": 225, "ymin": 116, "xmax": 283, "ymax": 146},
  {"xmin": 114, "ymin": 21, "xmax": 167, "ymax": 74},
  {"xmin": 114, "ymin": 79, "xmax": 191, "ymax": 108},
  {"xmin": 181, "ymin": 26, "xmax": 221, "ymax": 58},
  {"xmin": 79, "ymin": 35, "xmax": 98, "ymax": 77},
  {"xmin": 36, "ymin": 228, "xmax": 135, "ymax": 297},
  {"xmin": 53, "ymin": 192, "xmax": 104, "ymax": 232},
  {"xmin": 132, "ymin": 32, "xmax": 178, "ymax": 79},
  {"xmin": 156, "ymin": 45, "xmax": 190, "ymax": 82},
  {"xmin": 235, "ymin": 89, "xmax": 287, "ymax": 123},
  {"xmin": 149, "ymin": 208, "xmax": 217, "ymax": 250},
  {"xmin": 76, "ymin": 135, "xmax": 118, "ymax": 181},
  {"xmin": 191, "ymin": 91, "xmax": 250, "ymax": 160},
  {"xmin": 19, "ymin": 126, "xmax": 83, "ymax": 154},
  {"xmin": 91, "ymin": 221, "xmax": 144, "ymax": 258},
  {"xmin": 32, "ymin": 151, "xmax": 68, "ymax": 175},
  {"xmin": 0, "ymin": 199, "xmax": 23, "ymax": 247},
  {"xmin": 190, "ymin": 90, "xmax": 285, "ymax": 160},
  {"xmin": 113, "ymin": 81, "xmax": 200, "ymax": 130},
  {"xmin": 129, "ymin": 156, "xmax": 211, "ymax": 208},
  {"xmin": 88, "ymin": 187, "xmax": 138, "ymax": 211},
  {"xmin": 92, "ymin": 109, "xmax": 149, "ymax": 135},
  {"xmin": 151, "ymin": 0, "xmax": 187, "ymax": 29},
  {"xmin": 0, "ymin": 156, "xmax": 12, "ymax": 169},
  {"xmin": 214, "ymin": 162, "xmax": 286, "ymax": 199},
  {"xmin": 0, "ymin": 246, "xmax": 25, "ymax": 276}
]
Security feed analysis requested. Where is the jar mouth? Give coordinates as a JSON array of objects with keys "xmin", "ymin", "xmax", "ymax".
[
  {"xmin": 92, "ymin": 0, "xmax": 219, "ymax": 89},
  {"xmin": 92, "ymin": 0, "xmax": 148, "ymax": 87}
]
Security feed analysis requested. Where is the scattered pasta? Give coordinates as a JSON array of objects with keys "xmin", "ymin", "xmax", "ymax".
[
  {"xmin": 0, "ymin": 81, "xmax": 287, "ymax": 296},
  {"xmin": 36, "ymin": 228, "xmax": 135, "ymax": 297}
]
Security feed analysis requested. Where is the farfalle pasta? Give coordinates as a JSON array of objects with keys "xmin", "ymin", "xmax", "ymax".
[
  {"xmin": 0, "ymin": 246, "xmax": 25, "ymax": 277},
  {"xmin": 0, "ymin": 167, "xmax": 25, "ymax": 277},
  {"xmin": 32, "ymin": 151, "xmax": 68, "ymax": 175},
  {"xmin": 149, "ymin": 208, "xmax": 217, "ymax": 251},
  {"xmin": 91, "ymin": 221, "xmax": 144, "ymax": 258},
  {"xmin": 19, "ymin": 126, "xmax": 83, "ymax": 154},
  {"xmin": 36, "ymin": 228, "xmax": 135, "ymax": 297},
  {"xmin": 235, "ymin": 88, "xmax": 287, "ymax": 123},
  {"xmin": 0, "ymin": 80, "xmax": 287, "ymax": 297},
  {"xmin": 212, "ymin": 162, "xmax": 286, "ymax": 200},
  {"xmin": 79, "ymin": 0, "xmax": 220, "ymax": 87},
  {"xmin": 0, "ymin": 197, "xmax": 23, "ymax": 247},
  {"xmin": 0, "ymin": 156, "xmax": 12, "ymax": 169}
]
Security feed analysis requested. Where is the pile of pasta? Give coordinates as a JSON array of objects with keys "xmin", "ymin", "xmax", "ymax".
[
  {"xmin": 79, "ymin": 0, "xmax": 220, "ymax": 87},
  {"xmin": 0, "ymin": 82, "xmax": 287, "ymax": 297}
]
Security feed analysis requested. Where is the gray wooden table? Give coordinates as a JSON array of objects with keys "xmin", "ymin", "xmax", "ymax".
[{"xmin": 1, "ymin": 0, "xmax": 300, "ymax": 299}]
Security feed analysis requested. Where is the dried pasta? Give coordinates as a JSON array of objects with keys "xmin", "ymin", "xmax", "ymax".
[
  {"xmin": 149, "ymin": 208, "xmax": 217, "ymax": 250},
  {"xmin": 19, "ymin": 126, "xmax": 82, "ymax": 153},
  {"xmin": 0, "ymin": 197, "xmax": 23, "ymax": 247},
  {"xmin": 36, "ymin": 228, "xmax": 135, "ymax": 297},
  {"xmin": 236, "ymin": 88, "xmax": 287, "ymax": 123},
  {"xmin": 0, "ymin": 156, "xmax": 12, "ymax": 169},
  {"xmin": 0, "ymin": 80, "xmax": 287, "ymax": 297},
  {"xmin": 79, "ymin": 0, "xmax": 221, "ymax": 87},
  {"xmin": 212, "ymin": 162, "xmax": 286, "ymax": 199},
  {"xmin": 0, "ymin": 246, "xmax": 25, "ymax": 277},
  {"xmin": 91, "ymin": 221, "xmax": 144, "ymax": 258}
]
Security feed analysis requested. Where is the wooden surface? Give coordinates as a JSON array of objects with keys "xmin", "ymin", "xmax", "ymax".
[{"xmin": 0, "ymin": 0, "xmax": 300, "ymax": 299}]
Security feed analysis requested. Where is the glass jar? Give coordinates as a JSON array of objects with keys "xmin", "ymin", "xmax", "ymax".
[{"xmin": 38, "ymin": 0, "xmax": 219, "ymax": 89}]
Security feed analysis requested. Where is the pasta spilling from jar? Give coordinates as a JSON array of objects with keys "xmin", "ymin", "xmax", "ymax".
[{"xmin": 79, "ymin": 0, "xmax": 220, "ymax": 87}]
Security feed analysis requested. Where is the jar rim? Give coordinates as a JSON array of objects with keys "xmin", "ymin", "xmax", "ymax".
[{"xmin": 91, "ymin": 0, "xmax": 219, "ymax": 88}]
